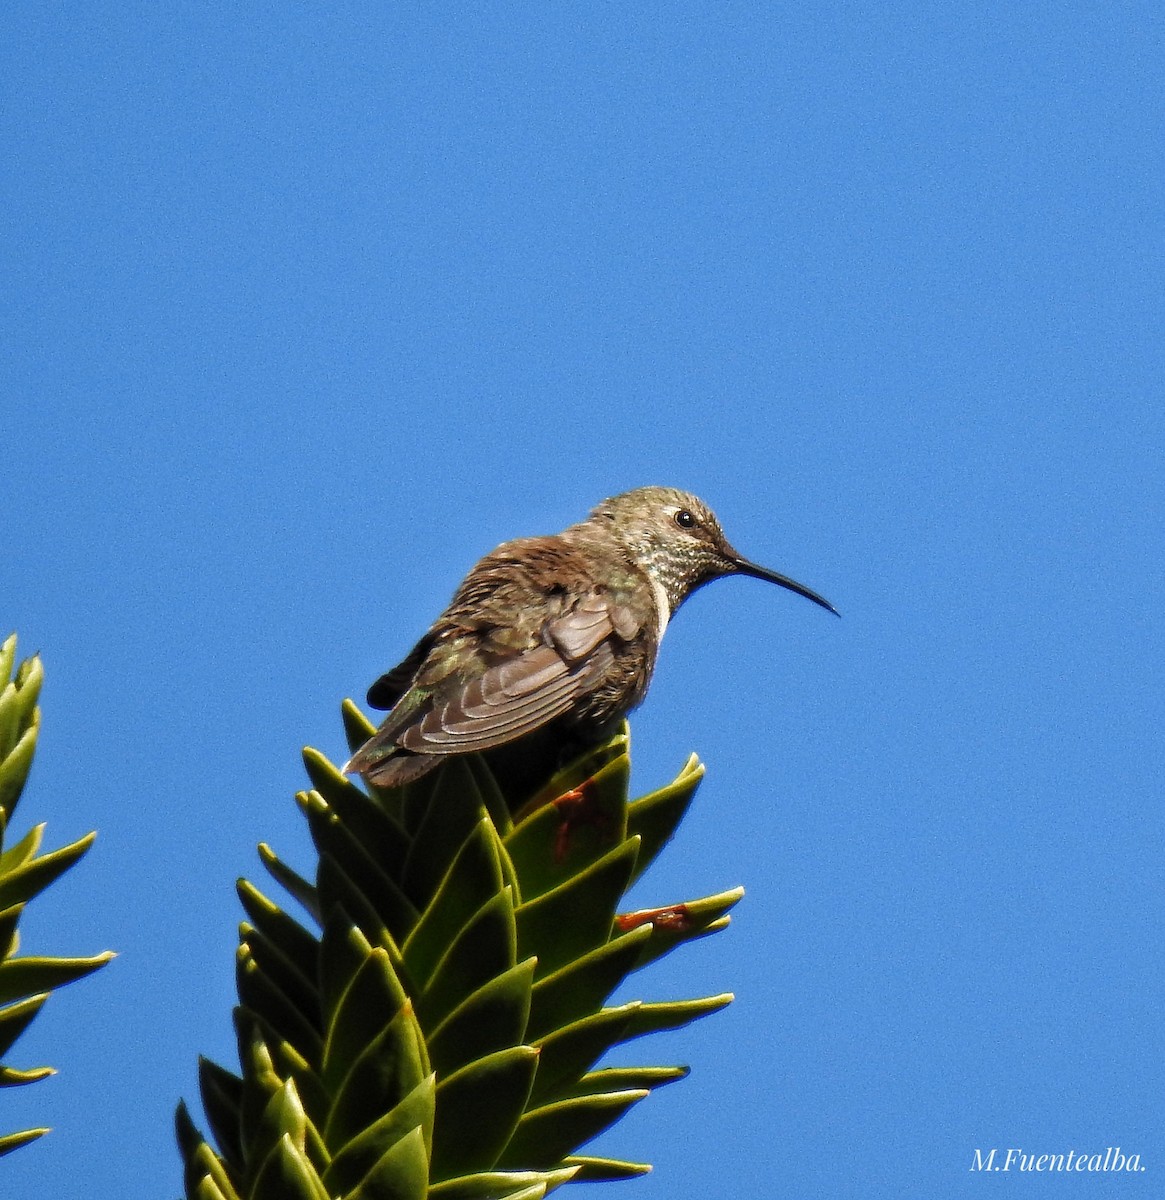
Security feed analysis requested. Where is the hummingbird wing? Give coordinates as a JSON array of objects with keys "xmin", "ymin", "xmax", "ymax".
[
  {"xmin": 366, "ymin": 635, "xmax": 436, "ymax": 710},
  {"xmin": 389, "ymin": 593, "xmax": 639, "ymax": 755}
]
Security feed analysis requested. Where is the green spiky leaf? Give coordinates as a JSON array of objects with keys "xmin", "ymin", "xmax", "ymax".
[
  {"xmin": 0, "ymin": 951, "xmax": 113, "ymax": 1004},
  {"xmin": 345, "ymin": 1124, "xmax": 430, "ymax": 1200},
  {"xmin": 321, "ymin": 950, "xmax": 414, "ymax": 1095},
  {"xmin": 514, "ymin": 838, "xmax": 640, "ymax": 978},
  {"xmin": 418, "ymin": 888, "xmax": 518, "ymax": 1030},
  {"xmin": 0, "ymin": 1126, "xmax": 49, "ymax": 1157},
  {"xmin": 427, "ymin": 1166, "xmax": 578, "ymax": 1199},
  {"xmin": 563, "ymin": 1155, "xmax": 653, "ymax": 1181},
  {"xmin": 498, "ymin": 1090, "xmax": 650, "ymax": 1170},
  {"xmin": 237, "ymin": 880, "xmax": 320, "ymax": 971},
  {"xmin": 250, "ymin": 1132, "xmax": 330, "ymax": 1200},
  {"xmin": 179, "ymin": 713, "xmax": 739, "ymax": 1196},
  {"xmin": 625, "ymin": 754, "xmax": 704, "ymax": 885},
  {"xmin": 0, "ymin": 993, "xmax": 49, "ymax": 1060},
  {"xmin": 402, "ymin": 818, "xmax": 509, "ymax": 984},
  {"xmin": 431, "ymin": 1046, "xmax": 540, "ymax": 1179},
  {"xmin": 427, "ymin": 958, "xmax": 536, "ymax": 1079},
  {"xmin": 527, "ymin": 925, "xmax": 652, "ymax": 1040},
  {"xmin": 322, "ymin": 1075, "xmax": 435, "ymax": 1195},
  {"xmin": 0, "ymin": 831, "xmax": 96, "ymax": 912}
]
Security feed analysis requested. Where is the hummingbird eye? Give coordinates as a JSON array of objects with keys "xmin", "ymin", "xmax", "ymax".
[{"xmin": 673, "ymin": 509, "xmax": 696, "ymax": 530}]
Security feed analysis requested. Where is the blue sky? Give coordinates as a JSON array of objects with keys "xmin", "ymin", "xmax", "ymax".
[{"xmin": 3, "ymin": 3, "xmax": 1163, "ymax": 1197}]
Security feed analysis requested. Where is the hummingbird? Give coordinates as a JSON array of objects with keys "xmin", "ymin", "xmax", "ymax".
[{"xmin": 344, "ymin": 486, "xmax": 837, "ymax": 788}]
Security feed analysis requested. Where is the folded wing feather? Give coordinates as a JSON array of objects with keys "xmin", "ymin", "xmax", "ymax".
[{"xmin": 392, "ymin": 592, "xmax": 639, "ymax": 755}]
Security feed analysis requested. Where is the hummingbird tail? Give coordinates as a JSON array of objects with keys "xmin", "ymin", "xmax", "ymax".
[{"xmin": 348, "ymin": 749, "xmax": 440, "ymax": 788}]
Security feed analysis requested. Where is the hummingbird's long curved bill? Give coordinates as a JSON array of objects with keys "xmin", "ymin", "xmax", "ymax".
[{"xmin": 732, "ymin": 558, "xmax": 840, "ymax": 617}]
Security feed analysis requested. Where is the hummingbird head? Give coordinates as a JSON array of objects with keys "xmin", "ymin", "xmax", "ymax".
[{"xmin": 589, "ymin": 486, "xmax": 839, "ymax": 617}]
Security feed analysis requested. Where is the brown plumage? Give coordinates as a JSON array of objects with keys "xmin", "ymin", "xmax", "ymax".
[{"xmin": 344, "ymin": 487, "xmax": 837, "ymax": 787}]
